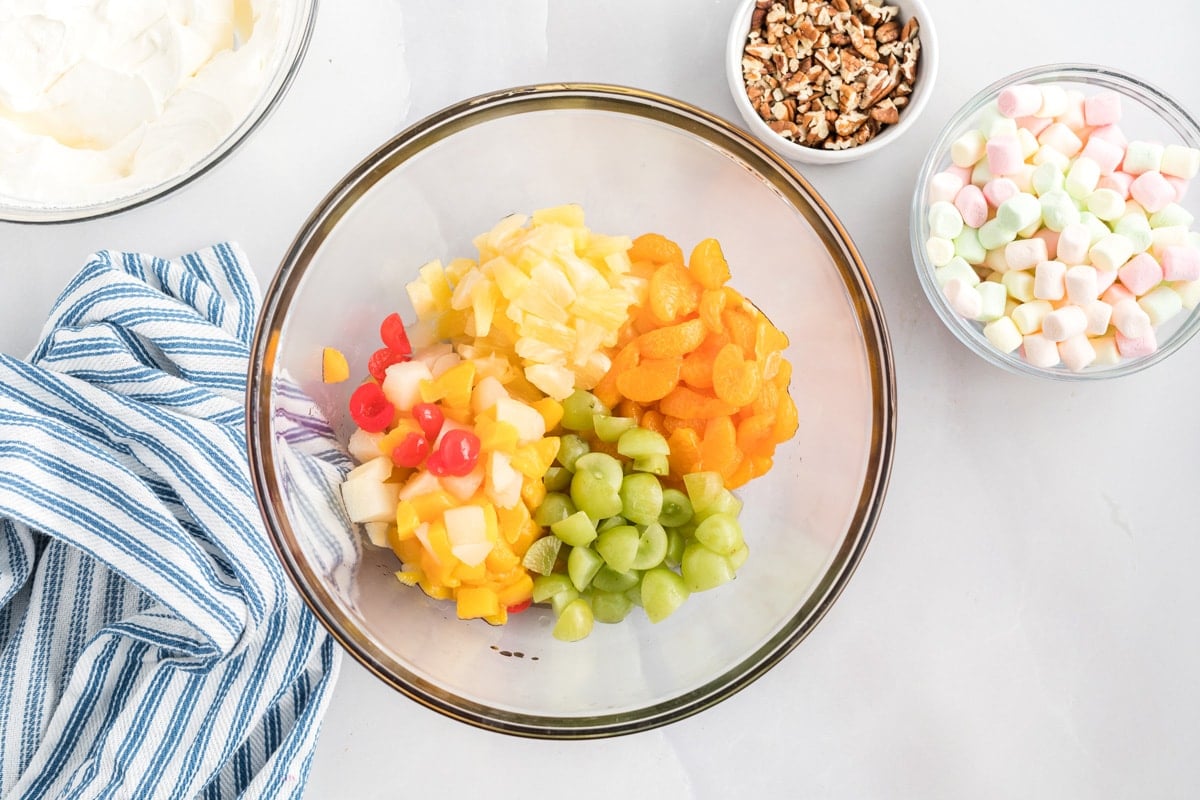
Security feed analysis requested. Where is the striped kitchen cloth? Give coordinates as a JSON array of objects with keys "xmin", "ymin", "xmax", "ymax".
[{"xmin": 0, "ymin": 244, "xmax": 340, "ymax": 799}]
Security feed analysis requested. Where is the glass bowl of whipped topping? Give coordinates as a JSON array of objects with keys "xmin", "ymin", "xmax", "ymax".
[{"xmin": 0, "ymin": 0, "xmax": 317, "ymax": 223}]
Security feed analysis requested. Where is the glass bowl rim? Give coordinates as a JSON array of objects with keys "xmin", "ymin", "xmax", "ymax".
[
  {"xmin": 910, "ymin": 62, "xmax": 1200, "ymax": 380},
  {"xmin": 0, "ymin": 0, "xmax": 320, "ymax": 225},
  {"xmin": 246, "ymin": 82, "xmax": 898, "ymax": 738}
]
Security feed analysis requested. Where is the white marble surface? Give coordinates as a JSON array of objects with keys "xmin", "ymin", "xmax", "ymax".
[{"xmin": 3, "ymin": 1, "xmax": 1199, "ymax": 797}]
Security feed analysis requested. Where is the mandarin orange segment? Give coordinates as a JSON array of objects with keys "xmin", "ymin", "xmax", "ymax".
[
  {"xmin": 750, "ymin": 454, "xmax": 774, "ymax": 478},
  {"xmin": 615, "ymin": 397, "xmax": 644, "ymax": 423},
  {"xmin": 772, "ymin": 392, "xmax": 799, "ymax": 442},
  {"xmin": 593, "ymin": 341, "xmax": 639, "ymax": 408},
  {"xmin": 680, "ymin": 349, "xmax": 715, "ymax": 389},
  {"xmin": 755, "ymin": 317, "xmax": 790, "ymax": 359},
  {"xmin": 615, "ymin": 357, "xmax": 682, "ymax": 403},
  {"xmin": 726, "ymin": 457, "xmax": 755, "ymax": 489},
  {"xmin": 658, "ymin": 385, "xmax": 739, "ymax": 420},
  {"xmin": 699, "ymin": 416, "xmax": 741, "ymax": 481},
  {"xmin": 722, "ymin": 306, "xmax": 758, "ymax": 356},
  {"xmin": 667, "ymin": 427, "xmax": 702, "ymax": 476},
  {"xmin": 629, "ymin": 233, "xmax": 685, "ymax": 266},
  {"xmin": 688, "ymin": 238, "xmax": 732, "ymax": 289},
  {"xmin": 699, "ymin": 288, "xmax": 727, "ymax": 334},
  {"xmin": 736, "ymin": 413, "xmax": 775, "ymax": 454},
  {"xmin": 662, "ymin": 415, "xmax": 707, "ymax": 436},
  {"xmin": 712, "ymin": 343, "xmax": 762, "ymax": 408},
  {"xmin": 640, "ymin": 409, "xmax": 668, "ymax": 437},
  {"xmin": 648, "ymin": 263, "xmax": 701, "ymax": 324},
  {"xmin": 636, "ymin": 318, "xmax": 707, "ymax": 359},
  {"xmin": 751, "ymin": 378, "xmax": 781, "ymax": 417}
]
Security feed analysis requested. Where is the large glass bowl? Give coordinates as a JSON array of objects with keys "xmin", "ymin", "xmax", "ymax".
[
  {"xmin": 247, "ymin": 84, "xmax": 896, "ymax": 738},
  {"xmin": 912, "ymin": 64, "xmax": 1200, "ymax": 379},
  {"xmin": 0, "ymin": 0, "xmax": 318, "ymax": 224}
]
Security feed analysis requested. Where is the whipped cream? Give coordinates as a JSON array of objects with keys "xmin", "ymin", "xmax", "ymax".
[{"xmin": 0, "ymin": 0, "xmax": 296, "ymax": 209}]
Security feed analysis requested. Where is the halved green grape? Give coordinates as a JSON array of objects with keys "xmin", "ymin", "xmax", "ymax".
[
  {"xmin": 533, "ymin": 573, "xmax": 575, "ymax": 604},
  {"xmin": 619, "ymin": 473, "xmax": 663, "ymax": 525},
  {"xmin": 664, "ymin": 528, "xmax": 686, "ymax": 568},
  {"xmin": 641, "ymin": 567, "xmax": 690, "ymax": 623},
  {"xmin": 553, "ymin": 597, "xmax": 594, "ymax": 641},
  {"xmin": 567, "ymin": 544, "xmax": 604, "ymax": 592},
  {"xmin": 632, "ymin": 454, "xmax": 670, "ymax": 475},
  {"xmin": 681, "ymin": 541, "xmax": 735, "ymax": 592},
  {"xmin": 625, "ymin": 582, "xmax": 643, "ymax": 607},
  {"xmin": 617, "ymin": 427, "xmax": 670, "ymax": 459},
  {"xmin": 597, "ymin": 515, "xmax": 628, "ymax": 532},
  {"xmin": 595, "ymin": 524, "xmax": 639, "ymax": 573},
  {"xmin": 693, "ymin": 512, "xmax": 744, "ymax": 555},
  {"xmin": 543, "ymin": 466, "xmax": 572, "ymax": 493},
  {"xmin": 533, "ymin": 492, "xmax": 577, "ymax": 527},
  {"xmin": 593, "ymin": 414, "xmax": 636, "ymax": 443},
  {"xmin": 522, "ymin": 535, "xmax": 563, "ymax": 576},
  {"xmin": 589, "ymin": 589, "xmax": 634, "ymax": 624},
  {"xmin": 556, "ymin": 434, "xmax": 590, "ymax": 472},
  {"xmin": 570, "ymin": 452, "xmax": 624, "ymax": 520},
  {"xmin": 630, "ymin": 522, "xmax": 669, "ymax": 570},
  {"xmin": 682, "ymin": 471, "xmax": 724, "ymax": 516},
  {"xmin": 591, "ymin": 564, "xmax": 641, "ymax": 593},
  {"xmin": 658, "ymin": 488, "xmax": 693, "ymax": 527},
  {"xmin": 693, "ymin": 488, "xmax": 743, "ymax": 523},
  {"xmin": 728, "ymin": 542, "xmax": 750, "ymax": 571},
  {"xmin": 551, "ymin": 510, "xmax": 598, "ymax": 547},
  {"xmin": 550, "ymin": 586, "xmax": 580, "ymax": 616},
  {"xmin": 561, "ymin": 390, "xmax": 609, "ymax": 433}
]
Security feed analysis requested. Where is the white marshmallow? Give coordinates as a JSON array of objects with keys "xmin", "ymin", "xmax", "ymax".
[
  {"xmin": 934, "ymin": 256, "xmax": 981, "ymax": 288},
  {"xmin": 1038, "ymin": 123, "xmax": 1083, "ymax": 157},
  {"xmin": 1172, "ymin": 279, "xmax": 1200, "ymax": 309},
  {"xmin": 1042, "ymin": 305, "xmax": 1088, "ymax": 341},
  {"xmin": 1002, "ymin": 269, "xmax": 1036, "ymax": 303},
  {"xmin": 988, "ymin": 117, "xmax": 1019, "ymax": 138},
  {"xmin": 983, "ymin": 316, "xmax": 1023, "ymax": 353},
  {"xmin": 1017, "ymin": 128, "xmax": 1040, "ymax": 159},
  {"xmin": 1111, "ymin": 297, "xmax": 1153, "ymax": 337},
  {"xmin": 926, "ymin": 236, "xmax": 956, "ymax": 267},
  {"xmin": 1079, "ymin": 212, "xmax": 1113, "ymax": 245},
  {"xmin": 1031, "ymin": 161, "xmax": 1065, "ymax": 196},
  {"xmin": 1084, "ymin": 300, "xmax": 1113, "ymax": 335},
  {"xmin": 1037, "ymin": 85, "xmax": 1069, "ymax": 118},
  {"xmin": 971, "ymin": 159, "xmax": 994, "ymax": 187},
  {"xmin": 929, "ymin": 171, "xmax": 966, "ymax": 204},
  {"xmin": 1065, "ymin": 264, "xmax": 1099, "ymax": 304},
  {"xmin": 928, "ymin": 201, "xmax": 965, "ymax": 239},
  {"xmin": 944, "ymin": 278, "xmax": 983, "ymax": 319},
  {"xmin": 1006, "ymin": 238, "xmax": 1050, "ymax": 270},
  {"xmin": 1012, "ymin": 300, "xmax": 1054, "ymax": 334},
  {"xmin": 984, "ymin": 247, "xmax": 1010, "ymax": 272},
  {"xmin": 952, "ymin": 130, "xmax": 988, "ymax": 167},
  {"xmin": 1056, "ymin": 222, "xmax": 1093, "ymax": 265},
  {"xmin": 1033, "ymin": 259, "xmax": 1066, "ymax": 299},
  {"xmin": 1137, "ymin": 285, "xmax": 1183, "ymax": 325},
  {"xmin": 1085, "ymin": 188, "xmax": 1126, "ymax": 221},
  {"xmin": 1089, "ymin": 233, "xmax": 1136, "ymax": 271},
  {"xmin": 1151, "ymin": 225, "xmax": 1190, "ymax": 256},
  {"xmin": 1039, "ymin": 189, "xmax": 1080, "ymax": 231},
  {"xmin": 1058, "ymin": 334, "xmax": 1097, "ymax": 372},
  {"xmin": 1161, "ymin": 144, "xmax": 1200, "ymax": 180},
  {"xmin": 1022, "ymin": 333, "xmax": 1062, "ymax": 367},
  {"xmin": 1033, "ymin": 145, "xmax": 1071, "ymax": 171},
  {"xmin": 1092, "ymin": 335, "xmax": 1122, "ymax": 365}
]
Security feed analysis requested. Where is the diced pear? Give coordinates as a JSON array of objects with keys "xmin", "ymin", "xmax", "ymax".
[
  {"xmin": 347, "ymin": 456, "xmax": 392, "ymax": 483},
  {"xmin": 486, "ymin": 451, "xmax": 523, "ymax": 509},
  {"xmin": 340, "ymin": 477, "xmax": 401, "ymax": 523},
  {"xmin": 347, "ymin": 429, "xmax": 384, "ymax": 463},
  {"xmin": 471, "ymin": 376, "xmax": 509, "ymax": 415},
  {"xmin": 398, "ymin": 469, "xmax": 442, "ymax": 501},
  {"xmin": 450, "ymin": 541, "xmax": 494, "ymax": 567},
  {"xmin": 443, "ymin": 505, "xmax": 487, "ymax": 546},
  {"xmin": 363, "ymin": 521, "xmax": 391, "ymax": 548},
  {"xmin": 493, "ymin": 396, "xmax": 546, "ymax": 442},
  {"xmin": 381, "ymin": 360, "xmax": 433, "ymax": 412},
  {"xmin": 440, "ymin": 462, "xmax": 484, "ymax": 501}
]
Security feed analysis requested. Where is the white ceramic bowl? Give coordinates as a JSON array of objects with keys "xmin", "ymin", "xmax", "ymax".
[{"xmin": 725, "ymin": 0, "xmax": 938, "ymax": 165}]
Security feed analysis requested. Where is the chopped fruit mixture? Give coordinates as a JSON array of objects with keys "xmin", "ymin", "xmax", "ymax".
[{"xmin": 336, "ymin": 206, "xmax": 797, "ymax": 640}]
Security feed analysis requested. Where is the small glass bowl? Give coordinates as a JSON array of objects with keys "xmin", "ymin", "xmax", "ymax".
[
  {"xmin": 912, "ymin": 64, "xmax": 1200, "ymax": 380},
  {"xmin": 247, "ymin": 83, "xmax": 896, "ymax": 738},
  {"xmin": 0, "ymin": 0, "xmax": 318, "ymax": 224}
]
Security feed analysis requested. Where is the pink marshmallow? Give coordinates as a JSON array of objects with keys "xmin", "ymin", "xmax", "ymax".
[
  {"xmin": 1116, "ymin": 328, "xmax": 1158, "ymax": 358},
  {"xmin": 1089, "ymin": 124, "xmax": 1128, "ymax": 149},
  {"xmin": 1038, "ymin": 123, "xmax": 1084, "ymax": 158},
  {"xmin": 1161, "ymin": 245, "xmax": 1200, "ymax": 281},
  {"xmin": 1017, "ymin": 115, "xmax": 1052, "ymax": 136},
  {"xmin": 1117, "ymin": 252, "xmax": 1165, "ymax": 295},
  {"xmin": 1129, "ymin": 171, "xmax": 1176, "ymax": 213},
  {"xmin": 998, "ymin": 85, "xmax": 1043, "ymax": 118},
  {"xmin": 954, "ymin": 184, "xmax": 989, "ymax": 228},
  {"xmin": 1079, "ymin": 136, "xmax": 1125, "ymax": 175},
  {"xmin": 986, "ymin": 134, "xmax": 1024, "ymax": 176},
  {"xmin": 1165, "ymin": 175, "xmax": 1189, "ymax": 202},
  {"xmin": 1083, "ymin": 91, "xmax": 1123, "ymax": 127},
  {"xmin": 1098, "ymin": 172, "xmax": 1134, "ymax": 199},
  {"xmin": 1102, "ymin": 283, "xmax": 1135, "ymax": 306},
  {"xmin": 983, "ymin": 177, "xmax": 1020, "ymax": 208},
  {"xmin": 1033, "ymin": 228, "xmax": 1060, "ymax": 260},
  {"xmin": 947, "ymin": 164, "xmax": 973, "ymax": 185}
]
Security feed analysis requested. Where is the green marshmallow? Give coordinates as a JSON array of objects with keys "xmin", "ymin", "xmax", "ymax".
[{"xmin": 954, "ymin": 226, "xmax": 987, "ymax": 265}]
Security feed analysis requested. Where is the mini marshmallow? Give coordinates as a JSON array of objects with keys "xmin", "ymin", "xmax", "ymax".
[
  {"xmin": 1002, "ymin": 269, "xmax": 1036, "ymax": 302},
  {"xmin": 1007, "ymin": 237, "xmax": 1050, "ymax": 271},
  {"xmin": 1111, "ymin": 297, "xmax": 1153, "ymax": 338},
  {"xmin": 947, "ymin": 164, "xmax": 974, "ymax": 184},
  {"xmin": 1151, "ymin": 225, "xmax": 1190, "ymax": 255},
  {"xmin": 1012, "ymin": 300, "xmax": 1054, "ymax": 334},
  {"xmin": 1042, "ymin": 305, "xmax": 1088, "ymax": 341},
  {"xmin": 1057, "ymin": 90, "xmax": 1087, "ymax": 131},
  {"xmin": 1102, "ymin": 283, "xmax": 1135, "ymax": 306},
  {"xmin": 984, "ymin": 247, "xmax": 1010, "ymax": 272},
  {"xmin": 1079, "ymin": 212, "xmax": 1113, "ymax": 245},
  {"xmin": 1022, "ymin": 333, "xmax": 1061, "ymax": 367},
  {"xmin": 1115, "ymin": 328, "xmax": 1158, "ymax": 358},
  {"xmin": 926, "ymin": 236, "xmax": 956, "ymax": 267},
  {"xmin": 1089, "ymin": 233, "xmax": 1136, "ymax": 271},
  {"xmin": 1038, "ymin": 123, "xmax": 1083, "ymax": 158},
  {"xmin": 983, "ymin": 316, "xmax": 1023, "ymax": 353},
  {"xmin": 1122, "ymin": 141, "xmax": 1164, "ymax": 176},
  {"xmin": 1017, "ymin": 128, "xmax": 1040, "ymax": 159},
  {"xmin": 1018, "ymin": 217, "xmax": 1042, "ymax": 239},
  {"xmin": 977, "ymin": 281, "xmax": 1008, "ymax": 321},
  {"xmin": 1036, "ymin": 85, "xmax": 1068, "ymax": 118},
  {"xmin": 1039, "ymin": 189, "xmax": 1080, "ymax": 231},
  {"xmin": 986, "ymin": 134, "xmax": 1023, "ymax": 176},
  {"xmin": 1089, "ymin": 124, "xmax": 1128, "ymax": 148},
  {"xmin": 928, "ymin": 201, "xmax": 965, "ymax": 239},
  {"xmin": 954, "ymin": 184, "xmax": 989, "ymax": 228},
  {"xmin": 1165, "ymin": 176, "xmax": 1189, "ymax": 202},
  {"xmin": 954, "ymin": 227, "xmax": 987, "ymax": 265},
  {"xmin": 987, "ymin": 117, "xmax": 1020, "ymax": 139},
  {"xmin": 1056, "ymin": 222, "xmax": 1092, "ymax": 265},
  {"xmin": 1031, "ymin": 162, "xmax": 1065, "ymax": 196},
  {"xmin": 1032, "ymin": 228, "xmax": 1060, "ymax": 260},
  {"xmin": 1080, "ymin": 136, "xmax": 1125, "ymax": 176},
  {"xmin": 998, "ymin": 192, "xmax": 1042, "ymax": 231},
  {"xmin": 1033, "ymin": 259, "xmax": 1066, "ymax": 300},
  {"xmin": 929, "ymin": 171, "xmax": 966, "ymax": 204},
  {"xmin": 1083, "ymin": 90, "xmax": 1122, "ymax": 127},
  {"xmin": 1058, "ymin": 334, "xmax": 1097, "ymax": 372},
  {"xmin": 1033, "ymin": 145, "xmax": 1071, "ymax": 171},
  {"xmin": 1010, "ymin": 164, "xmax": 1037, "ymax": 194},
  {"xmin": 1065, "ymin": 157, "xmax": 1102, "ymax": 199},
  {"xmin": 1137, "ymin": 285, "xmax": 1183, "ymax": 326},
  {"xmin": 971, "ymin": 159, "xmax": 994, "ymax": 187},
  {"xmin": 1065, "ymin": 264, "xmax": 1099, "ymax": 304},
  {"xmin": 1095, "ymin": 268, "xmax": 1118, "ymax": 294},
  {"xmin": 1161, "ymin": 144, "xmax": 1200, "ymax": 180},
  {"xmin": 998, "ymin": 84, "xmax": 1043, "ymax": 118},
  {"xmin": 1083, "ymin": 300, "xmax": 1113, "ymax": 336},
  {"xmin": 979, "ymin": 218, "xmax": 1019, "ymax": 250},
  {"xmin": 984, "ymin": 177, "xmax": 1021, "ymax": 208},
  {"xmin": 1113, "ymin": 213, "xmax": 1153, "ymax": 252},
  {"xmin": 1129, "ymin": 171, "xmax": 1176, "ymax": 213},
  {"xmin": 1173, "ymin": 279, "xmax": 1200, "ymax": 309},
  {"xmin": 1116, "ymin": 252, "xmax": 1163, "ymax": 295},
  {"xmin": 944, "ymin": 278, "xmax": 983, "ymax": 319},
  {"xmin": 1017, "ymin": 115, "xmax": 1052, "ymax": 136},
  {"xmin": 1150, "ymin": 203, "xmax": 1195, "ymax": 229},
  {"xmin": 1005, "ymin": 298, "xmax": 1021, "ymax": 317},
  {"xmin": 1085, "ymin": 188, "xmax": 1126, "ymax": 221},
  {"xmin": 1092, "ymin": 335, "xmax": 1121, "ymax": 365},
  {"xmin": 935, "ymin": 256, "xmax": 980, "ymax": 288},
  {"xmin": 1161, "ymin": 245, "xmax": 1200, "ymax": 281},
  {"xmin": 1098, "ymin": 172, "xmax": 1134, "ymax": 199},
  {"xmin": 951, "ymin": 130, "xmax": 988, "ymax": 168}
]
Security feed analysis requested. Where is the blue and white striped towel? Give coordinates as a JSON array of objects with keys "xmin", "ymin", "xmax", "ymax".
[{"xmin": 0, "ymin": 244, "xmax": 340, "ymax": 799}]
